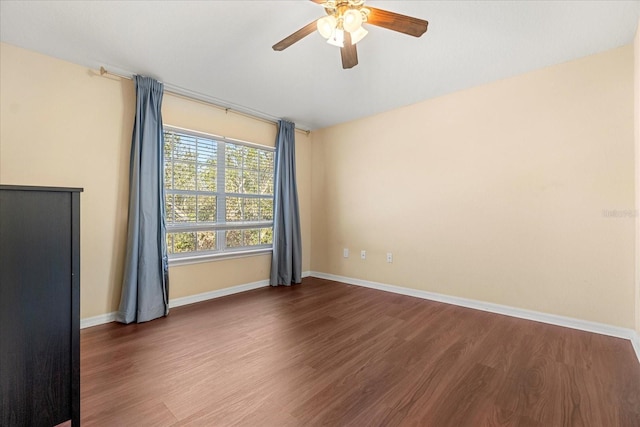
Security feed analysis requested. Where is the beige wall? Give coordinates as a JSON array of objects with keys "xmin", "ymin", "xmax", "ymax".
[
  {"xmin": 1, "ymin": 40, "xmax": 636, "ymax": 329},
  {"xmin": 312, "ymin": 45, "xmax": 636, "ymax": 328},
  {"xmin": 0, "ymin": 43, "xmax": 134, "ymax": 319},
  {"xmin": 0, "ymin": 42, "xmax": 312, "ymax": 319}
]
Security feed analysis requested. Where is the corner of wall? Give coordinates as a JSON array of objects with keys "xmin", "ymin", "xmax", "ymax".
[
  {"xmin": 309, "ymin": 130, "xmax": 326, "ymax": 273},
  {"xmin": 635, "ymin": 19, "xmax": 640, "ymax": 336}
]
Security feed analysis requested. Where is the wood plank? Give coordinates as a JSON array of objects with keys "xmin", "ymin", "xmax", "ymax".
[{"xmin": 80, "ymin": 277, "xmax": 640, "ymax": 425}]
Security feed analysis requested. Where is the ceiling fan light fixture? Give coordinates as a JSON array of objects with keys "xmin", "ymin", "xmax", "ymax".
[
  {"xmin": 317, "ymin": 15, "xmax": 337, "ymax": 39},
  {"xmin": 271, "ymin": 0, "xmax": 429, "ymax": 70},
  {"xmin": 342, "ymin": 9, "xmax": 363, "ymax": 33},
  {"xmin": 349, "ymin": 26, "xmax": 368, "ymax": 44},
  {"xmin": 327, "ymin": 28, "xmax": 344, "ymax": 47}
]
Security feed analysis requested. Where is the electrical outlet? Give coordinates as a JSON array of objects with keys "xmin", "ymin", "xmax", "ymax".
[
  {"xmin": 361, "ymin": 250, "xmax": 366, "ymax": 260},
  {"xmin": 386, "ymin": 252, "xmax": 393, "ymax": 263},
  {"xmin": 343, "ymin": 248, "xmax": 349, "ymax": 258}
]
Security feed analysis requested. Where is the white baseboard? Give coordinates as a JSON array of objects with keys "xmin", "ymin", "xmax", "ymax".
[
  {"xmin": 81, "ymin": 270, "xmax": 313, "ymax": 329},
  {"xmin": 169, "ymin": 279, "xmax": 270, "ymax": 309},
  {"xmin": 632, "ymin": 333, "xmax": 640, "ymax": 363},
  {"xmin": 80, "ymin": 312, "xmax": 118, "ymax": 329},
  {"xmin": 309, "ymin": 271, "xmax": 640, "ymax": 364}
]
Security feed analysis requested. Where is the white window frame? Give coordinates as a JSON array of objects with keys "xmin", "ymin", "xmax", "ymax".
[{"xmin": 163, "ymin": 125, "xmax": 275, "ymax": 265}]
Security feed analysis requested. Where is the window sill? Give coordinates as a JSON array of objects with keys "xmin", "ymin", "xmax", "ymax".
[{"xmin": 168, "ymin": 248, "xmax": 273, "ymax": 267}]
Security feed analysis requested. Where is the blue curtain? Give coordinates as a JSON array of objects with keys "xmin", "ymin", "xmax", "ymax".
[
  {"xmin": 116, "ymin": 76, "xmax": 169, "ymax": 324},
  {"xmin": 270, "ymin": 120, "xmax": 302, "ymax": 286}
]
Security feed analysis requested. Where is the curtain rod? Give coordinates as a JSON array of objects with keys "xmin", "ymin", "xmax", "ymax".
[{"xmin": 98, "ymin": 67, "xmax": 311, "ymax": 136}]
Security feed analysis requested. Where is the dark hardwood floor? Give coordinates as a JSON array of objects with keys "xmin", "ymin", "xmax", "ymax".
[{"xmin": 81, "ymin": 277, "xmax": 640, "ymax": 426}]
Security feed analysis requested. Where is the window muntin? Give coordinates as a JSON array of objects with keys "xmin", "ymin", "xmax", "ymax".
[{"xmin": 163, "ymin": 127, "xmax": 274, "ymax": 258}]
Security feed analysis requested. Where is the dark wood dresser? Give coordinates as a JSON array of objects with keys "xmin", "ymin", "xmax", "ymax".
[{"xmin": 0, "ymin": 185, "xmax": 82, "ymax": 426}]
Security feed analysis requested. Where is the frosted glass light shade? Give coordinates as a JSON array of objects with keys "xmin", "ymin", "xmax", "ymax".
[
  {"xmin": 350, "ymin": 26, "xmax": 368, "ymax": 44},
  {"xmin": 327, "ymin": 28, "xmax": 344, "ymax": 47},
  {"xmin": 343, "ymin": 9, "xmax": 363, "ymax": 33},
  {"xmin": 317, "ymin": 15, "xmax": 337, "ymax": 39}
]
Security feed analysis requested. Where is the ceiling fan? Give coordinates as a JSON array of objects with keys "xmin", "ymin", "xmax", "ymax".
[{"xmin": 272, "ymin": 0, "xmax": 429, "ymax": 69}]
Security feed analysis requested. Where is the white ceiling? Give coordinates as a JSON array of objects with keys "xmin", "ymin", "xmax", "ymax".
[{"xmin": 1, "ymin": 1, "xmax": 639, "ymax": 130}]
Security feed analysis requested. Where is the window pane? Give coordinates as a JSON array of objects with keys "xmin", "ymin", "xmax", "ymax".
[
  {"xmin": 260, "ymin": 151, "xmax": 274, "ymax": 173},
  {"xmin": 166, "ymin": 233, "xmax": 174, "ymax": 254},
  {"xmin": 164, "ymin": 128, "xmax": 275, "ymax": 257},
  {"xmin": 173, "ymin": 232, "xmax": 196, "ymax": 253},
  {"xmin": 164, "ymin": 133, "xmax": 175, "ymax": 158},
  {"xmin": 165, "ymin": 194, "xmax": 174, "ymax": 224},
  {"xmin": 260, "ymin": 174, "xmax": 273, "ymax": 196},
  {"xmin": 174, "ymin": 195, "xmax": 196, "ymax": 223},
  {"xmin": 173, "ymin": 162, "xmax": 196, "ymax": 191},
  {"xmin": 197, "ymin": 231, "xmax": 216, "ymax": 251},
  {"xmin": 245, "ymin": 147, "xmax": 258, "ymax": 170},
  {"xmin": 259, "ymin": 199, "xmax": 273, "ymax": 221},
  {"xmin": 260, "ymin": 228, "xmax": 273, "ymax": 245},
  {"xmin": 197, "ymin": 163, "xmax": 216, "ymax": 192},
  {"xmin": 243, "ymin": 229, "xmax": 260, "ymax": 246},
  {"xmin": 244, "ymin": 198, "xmax": 259, "ymax": 221},
  {"xmin": 243, "ymin": 171, "xmax": 259, "ymax": 194},
  {"xmin": 196, "ymin": 139, "xmax": 216, "ymax": 164},
  {"xmin": 226, "ymin": 197, "xmax": 241, "ymax": 222},
  {"xmin": 164, "ymin": 162, "xmax": 173, "ymax": 190},
  {"xmin": 225, "ymin": 144, "xmax": 243, "ymax": 168},
  {"xmin": 225, "ymin": 167, "xmax": 241, "ymax": 193},
  {"xmin": 226, "ymin": 230, "xmax": 242, "ymax": 248},
  {"xmin": 197, "ymin": 196, "xmax": 216, "ymax": 223},
  {"xmin": 173, "ymin": 134, "xmax": 197, "ymax": 162}
]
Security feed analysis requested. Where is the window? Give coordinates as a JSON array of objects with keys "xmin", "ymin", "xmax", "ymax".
[{"xmin": 163, "ymin": 127, "xmax": 274, "ymax": 260}]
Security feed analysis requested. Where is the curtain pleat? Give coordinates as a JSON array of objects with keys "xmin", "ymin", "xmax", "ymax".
[
  {"xmin": 270, "ymin": 120, "xmax": 302, "ymax": 286},
  {"xmin": 116, "ymin": 75, "xmax": 169, "ymax": 323}
]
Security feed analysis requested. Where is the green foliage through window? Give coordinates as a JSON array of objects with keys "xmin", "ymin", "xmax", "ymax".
[{"xmin": 164, "ymin": 128, "xmax": 274, "ymax": 257}]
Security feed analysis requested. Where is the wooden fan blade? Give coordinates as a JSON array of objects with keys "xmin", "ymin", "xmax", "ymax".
[
  {"xmin": 309, "ymin": 0, "xmax": 325, "ymax": 3},
  {"xmin": 367, "ymin": 7, "xmax": 428, "ymax": 37},
  {"xmin": 272, "ymin": 20, "xmax": 318, "ymax": 51},
  {"xmin": 341, "ymin": 32, "xmax": 358, "ymax": 69}
]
